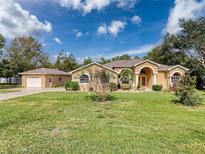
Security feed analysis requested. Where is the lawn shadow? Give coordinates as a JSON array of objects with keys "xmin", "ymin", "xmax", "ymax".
[
  {"xmin": 85, "ymin": 94, "xmax": 117, "ymax": 102},
  {"xmin": 171, "ymin": 99, "xmax": 180, "ymax": 104}
]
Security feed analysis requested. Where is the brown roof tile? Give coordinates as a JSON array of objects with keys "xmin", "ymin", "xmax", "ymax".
[
  {"xmin": 19, "ymin": 68, "xmax": 71, "ymax": 75},
  {"xmin": 104, "ymin": 59, "xmax": 177, "ymax": 71},
  {"xmin": 104, "ymin": 59, "xmax": 143, "ymax": 68}
]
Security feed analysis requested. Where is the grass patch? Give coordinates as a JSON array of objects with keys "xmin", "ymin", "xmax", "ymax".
[
  {"xmin": 0, "ymin": 89, "xmax": 20, "ymax": 94},
  {"xmin": 0, "ymin": 92, "xmax": 205, "ymax": 153}
]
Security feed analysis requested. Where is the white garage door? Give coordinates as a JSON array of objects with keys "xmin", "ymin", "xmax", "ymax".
[{"xmin": 27, "ymin": 77, "xmax": 41, "ymax": 88}]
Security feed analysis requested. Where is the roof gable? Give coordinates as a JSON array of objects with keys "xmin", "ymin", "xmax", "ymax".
[
  {"xmin": 71, "ymin": 62, "xmax": 119, "ymax": 74},
  {"xmin": 134, "ymin": 60, "xmax": 159, "ymax": 67},
  {"xmin": 19, "ymin": 68, "xmax": 71, "ymax": 75}
]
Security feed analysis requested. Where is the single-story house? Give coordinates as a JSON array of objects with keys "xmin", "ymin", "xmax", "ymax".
[
  {"xmin": 19, "ymin": 68, "xmax": 71, "ymax": 88},
  {"xmin": 71, "ymin": 59, "xmax": 189, "ymax": 91}
]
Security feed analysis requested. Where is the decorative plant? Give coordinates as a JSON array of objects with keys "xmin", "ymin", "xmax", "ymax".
[
  {"xmin": 120, "ymin": 69, "xmax": 134, "ymax": 85},
  {"xmin": 109, "ymin": 82, "xmax": 118, "ymax": 92},
  {"xmin": 175, "ymin": 74, "xmax": 201, "ymax": 106},
  {"xmin": 152, "ymin": 85, "xmax": 163, "ymax": 91},
  {"xmin": 88, "ymin": 69, "xmax": 112, "ymax": 102}
]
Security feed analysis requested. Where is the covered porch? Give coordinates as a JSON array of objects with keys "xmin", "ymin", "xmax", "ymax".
[{"xmin": 134, "ymin": 67, "xmax": 157, "ymax": 91}]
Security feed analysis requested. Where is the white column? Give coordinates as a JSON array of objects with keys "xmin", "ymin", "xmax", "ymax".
[
  {"xmin": 169, "ymin": 76, "xmax": 172, "ymax": 86},
  {"xmin": 153, "ymin": 74, "xmax": 157, "ymax": 85},
  {"xmin": 136, "ymin": 74, "xmax": 139, "ymax": 87}
]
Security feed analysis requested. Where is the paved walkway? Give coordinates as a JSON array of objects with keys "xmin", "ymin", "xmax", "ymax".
[{"xmin": 0, "ymin": 88, "xmax": 66, "ymax": 101}]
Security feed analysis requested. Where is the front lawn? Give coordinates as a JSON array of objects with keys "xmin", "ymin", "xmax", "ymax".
[{"xmin": 0, "ymin": 92, "xmax": 205, "ymax": 153}]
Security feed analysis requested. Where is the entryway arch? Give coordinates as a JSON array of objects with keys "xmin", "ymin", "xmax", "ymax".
[{"xmin": 138, "ymin": 67, "xmax": 154, "ymax": 90}]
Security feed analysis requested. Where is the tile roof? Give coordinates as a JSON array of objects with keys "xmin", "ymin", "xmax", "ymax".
[
  {"xmin": 158, "ymin": 64, "xmax": 173, "ymax": 70},
  {"xmin": 104, "ymin": 59, "xmax": 175, "ymax": 71},
  {"xmin": 19, "ymin": 68, "xmax": 71, "ymax": 75},
  {"xmin": 104, "ymin": 59, "xmax": 143, "ymax": 68}
]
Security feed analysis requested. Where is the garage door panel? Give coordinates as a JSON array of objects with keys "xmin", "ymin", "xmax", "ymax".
[{"xmin": 27, "ymin": 77, "xmax": 41, "ymax": 88}]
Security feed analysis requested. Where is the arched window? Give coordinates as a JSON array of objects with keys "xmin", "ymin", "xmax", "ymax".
[
  {"xmin": 80, "ymin": 74, "xmax": 89, "ymax": 83},
  {"xmin": 171, "ymin": 73, "xmax": 181, "ymax": 84},
  {"xmin": 120, "ymin": 69, "xmax": 134, "ymax": 84}
]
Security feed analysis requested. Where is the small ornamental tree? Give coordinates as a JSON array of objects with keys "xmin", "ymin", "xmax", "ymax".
[
  {"xmin": 175, "ymin": 74, "xmax": 201, "ymax": 106},
  {"xmin": 88, "ymin": 69, "xmax": 112, "ymax": 102}
]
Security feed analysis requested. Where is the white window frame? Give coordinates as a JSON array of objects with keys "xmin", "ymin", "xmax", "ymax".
[
  {"xmin": 171, "ymin": 73, "xmax": 181, "ymax": 84},
  {"xmin": 80, "ymin": 74, "xmax": 89, "ymax": 83}
]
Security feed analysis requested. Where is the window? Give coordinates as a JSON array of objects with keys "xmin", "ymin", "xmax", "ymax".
[
  {"xmin": 171, "ymin": 73, "xmax": 181, "ymax": 84},
  {"xmin": 59, "ymin": 77, "xmax": 62, "ymax": 81},
  {"xmin": 80, "ymin": 74, "xmax": 89, "ymax": 83}
]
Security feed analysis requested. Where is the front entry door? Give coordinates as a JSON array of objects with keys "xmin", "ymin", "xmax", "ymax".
[{"xmin": 140, "ymin": 75, "xmax": 147, "ymax": 88}]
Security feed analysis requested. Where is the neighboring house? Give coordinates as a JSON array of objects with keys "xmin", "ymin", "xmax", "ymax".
[
  {"xmin": 19, "ymin": 68, "xmax": 71, "ymax": 88},
  {"xmin": 71, "ymin": 59, "xmax": 189, "ymax": 91},
  {"xmin": 0, "ymin": 77, "xmax": 20, "ymax": 84}
]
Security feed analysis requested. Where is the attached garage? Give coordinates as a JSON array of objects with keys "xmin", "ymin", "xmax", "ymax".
[
  {"xmin": 19, "ymin": 68, "xmax": 71, "ymax": 88},
  {"xmin": 26, "ymin": 77, "xmax": 42, "ymax": 88}
]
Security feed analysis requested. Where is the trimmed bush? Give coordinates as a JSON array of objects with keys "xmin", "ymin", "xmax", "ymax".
[
  {"xmin": 109, "ymin": 82, "xmax": 118, "ymax": 92},
  {"xmin": 175, "ymin": 74, "xmax": 201, "ymax": 106},
  {"xmin": 64, "ymin": 81, "xmax": 72, "ymax": 90},
  {"xmin": 70, "ymin": 82, "xmax": 80, "ymax": 91},
  {"xmin": 121, "ymin": 84, "xmax": 131, "ymax": 90},
  {"xmin": 152, "ymin": 85, "xmax": 163, "ymax": 91},
  {"xmin": 64, "ymin": 81, "xmax": 80, "ymax": 91}
]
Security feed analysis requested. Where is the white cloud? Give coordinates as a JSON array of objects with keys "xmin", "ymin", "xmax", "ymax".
[
  {"xmin": 54, "ymin": 37, "xmax": 63, "ymax": 44},
  {"xmin": 131, "ymin": 15, "xmax": 141, "ymax": 24},
  {"xmin": 166, "ymin": 0, "xmax": 205, "ymax": 34},
  {"xmin": 57, "ymin": 0, "xmax": 137, "ymax": 14},
  {"xmin": 73, "ymin": 29, "xmax": 83, "ymax": 37},
  {"xmin": 108, "ymin": 20, "xmax": 126, "ymax": 36},
  {"xmin": 0, "ymin": 0, "xmax": 52, "ymax": 38},
  {"xmin": 82, "ymin": 0, "xmax": 111, "ymax": 14},
  {"xmin": 116, "ymin": 0, "xmax": 137, "ymax": 9},
  {"xmin": 107, "ymin": 43, "xmax": 157, "ymax": 58},
  {"xmin": 76, "ymin": 32, "xmax": 83, "ymax": 37},
  {"xmin": 97, "ymin": 24, "xmax": 107, "ymax": 34},
  {"xmin": 97, "ymin": 20, "xmax": 126, "ymax": 36}
]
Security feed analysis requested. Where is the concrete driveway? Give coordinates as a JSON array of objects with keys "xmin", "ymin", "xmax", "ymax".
[{"xmin": 0, "ymin": 88, "xmax": 66, "ymax": 101}]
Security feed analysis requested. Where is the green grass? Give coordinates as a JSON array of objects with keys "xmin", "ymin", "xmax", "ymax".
[
  {"xmin": 0, "ymin": 92, "xmax": 205, "ymax": 153},
  {"xmin": 0, "ymin": 89, "xmax": 20, "ymax": 94}
]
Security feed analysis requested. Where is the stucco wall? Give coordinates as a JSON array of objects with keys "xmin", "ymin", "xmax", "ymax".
[
  {"xmin": 45, "ymin": 75, "xmax": 71, "ymax": 88},
  {"xmin": 72, "ymin": 64, "xmax": 118, "ymax": 90},
  {"xmin": 167, "ymin": 67, "xmax": 187, "ymax": 86},
  {"xmin": 168, "ymin": 67, "xmax": 186, "ymax": 77},
  {"xmin": 157, "ymin": 71, "xmax": 168, "ymax": 89},
  {"xmin": 21, "ymin": 74, "xmax": 71, "ymax": 88},
  {"xmin": 135, "ymin": 61, "xmax": 158, "ymax": 74}
]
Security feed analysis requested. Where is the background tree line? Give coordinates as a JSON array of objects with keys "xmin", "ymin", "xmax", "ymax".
[
  {"xmin": 0, "ymin": 34, "xmax": 134, "ymax": 78},
  {"xmin": 0, "ymin": 17, "xmax": 205, "ymax": 88},
  {"xmin": 144, "ymin": 17, "xmax": 205, "ymax": 89}
]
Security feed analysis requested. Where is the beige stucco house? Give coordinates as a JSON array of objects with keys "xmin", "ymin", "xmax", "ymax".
[
  {"xmin": 71, "ymin": 59, "xmax": 189, "ymax": 91},
  {"xmin": 19, "ymin": 68, "xmax": 71, "ymax": 88}
]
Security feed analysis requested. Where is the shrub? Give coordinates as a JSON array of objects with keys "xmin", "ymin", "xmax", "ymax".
[
  {"xmin": 64, "ymin": 81, "xmax": 80, "ymax": 91},
  {"xmin": 88, "ymin": 70, "xmax": 111, "ymax": 102},
  {"xmin": 121, "ymin": 84, "xmax": 131, "ymax": 90},
  {"xmin": 90, "ymin": 94, "xmax": 112, "ymax": 102},
  {"xmin": 64, "ymin": 81, "xmax": 72, "ymax": 90},
  {"xmin": 109, "ymin": 82, "xmax": 118, "ymax": 91},
  {"xmin": 70, "ymin": 82, "xmax": 80, "ymax": 91},
  {"xmin": 175, "ymin": 74, "xmax": 201, "ymax": 106},
  {"xmin": 152, "ymin": 85, "xmax": 163, "ymax": 91}
]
